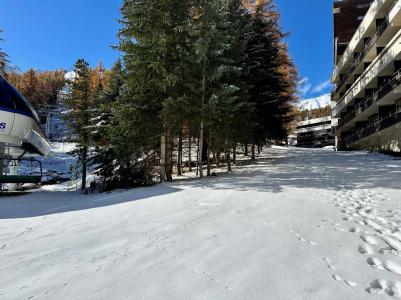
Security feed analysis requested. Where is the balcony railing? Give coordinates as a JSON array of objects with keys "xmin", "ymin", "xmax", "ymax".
[
  {"xmin": 342, "ymin": 109, "xmax": 401, "ymax": 146},
  {"xmin": 333, "ymin": 18, "xmax": 389, "ymax": 98},
  {"xmin": 337, "ymin": 69, "xmax": 401, "ymax": 129}
]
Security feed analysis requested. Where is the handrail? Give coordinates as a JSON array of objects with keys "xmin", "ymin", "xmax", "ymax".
[
  {"xmin": 333, "ymin": 18, "xmax": 389, "ymax": 98},
  {"xmin": 334, "ymin": 24, "xmax": 401, "ymax": 117},
  {"xmin": 342, "ymin": 109, "xmax": 401, "ymax": 146},
  {"xmin": 338, "ymin": 68, "xmax": 401, "ymax": 129}
]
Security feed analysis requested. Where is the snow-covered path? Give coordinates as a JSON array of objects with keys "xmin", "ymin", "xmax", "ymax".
[{"xmin": 1, "ymin": 147, "xmax": 401, "ymax": 299}]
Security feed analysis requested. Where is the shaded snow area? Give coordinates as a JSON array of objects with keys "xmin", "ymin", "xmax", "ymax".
[
  {"xmin": 2, "ymin": 147, "xmax": 401, "ymax": 299},
  {"xmin": 40, "ymin": 143, "xmax": 77, "ymax": 178}
]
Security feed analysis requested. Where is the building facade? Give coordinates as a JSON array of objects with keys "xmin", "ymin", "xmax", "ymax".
[
  {"xmin": 332, "ymin": 0, "xmax": 401, "ymax": 152},
  {"xmin": 296, "ymin": 117, "xmax": 335, "ymax": 148}
]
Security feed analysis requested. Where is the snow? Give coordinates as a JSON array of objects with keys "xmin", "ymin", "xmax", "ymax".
[
  {"xmin": 1, "ymin": 147, "xmax": 401, "ymax": 299},
  {"xmin": 39, "ymin": 142, "xmax": 77, "ymax": 185},
  {"xmin": 299, "ymin": 93, "xmax": 332, "ymax": 111}
]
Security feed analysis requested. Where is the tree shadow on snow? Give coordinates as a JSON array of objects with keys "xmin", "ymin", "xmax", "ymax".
[
  {"xmin": 0, "ymin": 185, "xmax": 182, "ymax": 219},
  {"xmin": 175, "ymin": 149, "xmax": 401, "ymax": 194}
]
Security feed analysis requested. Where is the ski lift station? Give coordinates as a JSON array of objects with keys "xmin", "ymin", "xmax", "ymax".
[{"xmin": 0, "ymin": 75, "xmax": 50, "ymax": 191}]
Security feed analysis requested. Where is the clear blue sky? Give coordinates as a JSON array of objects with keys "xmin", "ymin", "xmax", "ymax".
[{"xmin": 0, "ymin": 0, "xmax": 333, "ymax": 99}]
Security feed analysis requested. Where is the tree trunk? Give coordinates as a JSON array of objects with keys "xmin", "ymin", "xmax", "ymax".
[
  {"xmin": 160, "ymin": 135, "xmax": 166, "ymax": 182},
  {"xmin": 233, "ymin": 146, "xmax": 237, "ymax": 164},
  {"xmin": 188, "ymin": 134, "xmax": 192, "ymax": 172},
  {"xmin": 244, "ymin": 144, "xmax": 248, "ymax": 156},
  {"xmin": 81, "ymin": 146, "xmax": 88, "ymax": 190},
  {"xmin": 199, "ymin": 62, "xmax": 206, "ymax": 178},
  {"xmin": 216, "ymin": 151, "xmax": 220, "ymax": 168},
  {"xmin": 251, "ymin": 144, "xmax": 256, "ymax": 160},
  {"xmin": 177, "ymin": 126, "xmax": 183, "ymax": 176},
  {"xmin": 165, "ymin": 127, "xmax": 173, "ymax": 182},
  {"xmin": 207, "ymin": 146, "xmax": 211, "ymax": 176},
  {"xmin": 226, "ymin": 150, "xmax": 232, "ymax": 172},
  {"xmin": 196, "ymin": 137, "xmax": 200, "ymax": 176}
]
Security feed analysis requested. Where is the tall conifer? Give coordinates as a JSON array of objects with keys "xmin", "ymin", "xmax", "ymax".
[{"xmin": 66, "ymin": 59, "xmax": 92, "ymax": 190}]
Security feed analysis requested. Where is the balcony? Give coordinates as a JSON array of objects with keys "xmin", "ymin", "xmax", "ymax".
[
  {"xmin": 333, "ymin": 27, "xmax": 401, "ymax": 118},
  {"xmin": 332, "ymin": 0, "xmax": 389, "ymax": 82},
  {"xmin": 342, "ymin": 109, "xmax": 401, "ymax": 146},
  {"xmin": 333, "ymin": 19, "xmax": 389, "ymax": 99},
  {"xmin": 337, "ymin": 69, "xmax": 401, "ymax": 129}
]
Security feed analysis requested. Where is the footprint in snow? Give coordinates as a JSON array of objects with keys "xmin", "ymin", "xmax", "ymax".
[
  {"xmin": 358, "ymin": 243, "xmax": 374, "ymax": 255},
  {"xmin": 360, "ymin": 234, "xmax": 379, "ymax": 245},
  {"xmin": 367, "ymin": 257, "xmax": 401, "ymax": 275},
  {"xmin": 349, "ymin": 227, "xmax": 361, "ymax": 234},
  {"xmin": 366, "ymin": 279, "xmax": 401, "ymax": 297}
]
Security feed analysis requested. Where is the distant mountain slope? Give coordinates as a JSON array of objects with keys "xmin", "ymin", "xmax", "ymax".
[{"xmin": 298, "ymin": 93, "xmax": 332, "ymax": 111}]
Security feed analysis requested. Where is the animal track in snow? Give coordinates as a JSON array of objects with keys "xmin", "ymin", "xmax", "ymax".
[
  {"xmin": 288, "ymin": 230, "xmax": 316, "ymax": 246},
  {"xmin": 345, "ymin": 280, "xmax": 358, "ymax": 287},
  {"xmin": 331, "ymin": 274, "xmax": 358, "ymax": 288},
  {"xmin": 17, "ymin": 227, "xmax": 32, "ymax": 237},
  {"xmin": 332, "ymin": 274, "xmax": 342, "ymax": 281},
  {"xmin": 323, "ymin": 258, "xmax": 336, "ymax": 270}
]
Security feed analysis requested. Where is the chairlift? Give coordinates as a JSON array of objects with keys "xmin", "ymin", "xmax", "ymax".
[{"xmin": 0, "ymin": 158, "xmax": 43, "ymax": 184}]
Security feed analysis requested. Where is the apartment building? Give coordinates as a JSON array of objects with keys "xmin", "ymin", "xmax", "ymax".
[
  {"xmin": 296, "ymin": 117, "xmax": 335, "ymax": 148},
  {"xmin": 332, "ymin": 0, "xmax": 401, "ymax": 152}
]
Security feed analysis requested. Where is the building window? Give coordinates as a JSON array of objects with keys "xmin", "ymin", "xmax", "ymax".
[{"xmin": 333, "ymin": 7, "xmax": 341, "ymax": 14}]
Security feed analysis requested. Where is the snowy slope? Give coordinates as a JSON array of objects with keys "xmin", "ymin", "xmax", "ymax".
[
  {"xmin": 1, "ymin": 147, "xmax": 401, "ymax": 299},
  {"xmin": 299, "ymin": 93, "xmax": 332, "ymax": 111}
]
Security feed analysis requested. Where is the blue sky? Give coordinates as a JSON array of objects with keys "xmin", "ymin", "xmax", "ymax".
[{"xmin": 0, "ymin": 0, "xmax": 333, "ymax": 99}]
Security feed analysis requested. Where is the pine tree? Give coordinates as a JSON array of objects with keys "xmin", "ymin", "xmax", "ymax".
[
  {"xmin": 119, "ymin": 0, "xmax": 197, "ymax": 183},
  {"xmin": 244, "ymin": 0, "xmax": 296, "ymax": 150},
  {"xmin": 92, "ymin": 60, "xmax": 125, "ymax": 182},
  {"xmin": 108, "ymin": 0, "xmax": 298, "ymax": 187},
  {"xmin": 66, "ymin": 59, "xmax": 92, "ymax": 191},
  {"xmin": 206, "ymin": 0, "xmax": 251, "ymax": 171},
  {"xmin": 191, "ymin": 0, "xmax": 228, "ymax": 177}
]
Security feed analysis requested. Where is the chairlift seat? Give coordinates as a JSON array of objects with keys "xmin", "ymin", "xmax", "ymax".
[
  {"xmin": 0, "ymin": 175, "xmax": 42, "ymax": 184},
  {"xmin": 0, "ymin": 158, "xmax": 43, "ymax": 185}
]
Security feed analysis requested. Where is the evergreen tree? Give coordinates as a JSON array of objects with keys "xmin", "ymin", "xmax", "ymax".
[
  {"xmin": 66, "ymin": 59, "xmax": 92, "ymax": 191},
  {"xmin": 206, "ymin": 0, "xmax": 251, "ymax": 171},
  {"xmin": 244, "ymin": 0, "xmax": 296, "ymax": 152},
  {"xmin": 119, "ymin": 0, "xmax": 197, "ymax": 183},
  {"xmin": 106, "ymin": 0, "xmax": 298, "ymax": 188},
  {"xmin": 92, "ymin": 60, "xmax": 125, "ymax": 183},
  {"xmin": 191, "ymin": 0, "xmax": 228, "ymax": 177}
]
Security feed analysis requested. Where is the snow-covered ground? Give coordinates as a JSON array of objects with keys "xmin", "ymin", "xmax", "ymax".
[{"xmin": 1, "ymin": 147, "xmax": 401, "ymax": 299}]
